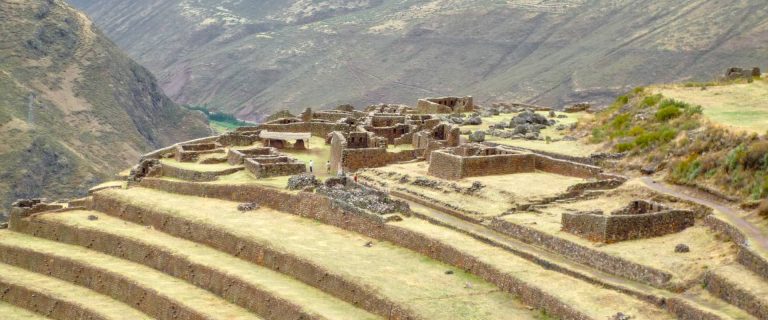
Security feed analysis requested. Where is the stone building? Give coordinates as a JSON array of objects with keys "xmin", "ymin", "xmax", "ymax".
[
  {"xmin": 417, "ymin": 96, "xmax": 474, "ymax": 114},
  {"xmin": 561, "ymin": 200, "xmax": 695, "ymax": 243}
]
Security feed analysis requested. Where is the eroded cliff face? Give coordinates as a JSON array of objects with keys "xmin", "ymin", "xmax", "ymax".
[
  {"xmin": 71, "ymin": 0, "xmax": 768, "ymax": 119},
  {"xmin": 0, "ymin": 0, "xmax": 211, "ymax": 212}
]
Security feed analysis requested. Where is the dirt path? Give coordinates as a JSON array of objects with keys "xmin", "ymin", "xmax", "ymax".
[{"xmin": 639, "ymin": 177, "xmax": 768, "ymax": 253}]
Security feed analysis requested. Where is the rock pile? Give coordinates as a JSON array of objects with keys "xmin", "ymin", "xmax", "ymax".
[
  {"xmin": 488, "ymin": 109, "xmax": 556, "ymax": 140},
  {"xmin": 444, "ymin": 113, "xmax": 482, "ymax": 126},
  {"xmin": 287, "ymin": 173, "xmax": 320, "ymax": 190},
  {"xmin": 468, "ymin": 130, "xmax": 486, "ymax": 142},
  {"xmin": 237, "ymin": 202, "xmax": 260, "ymax": 212},
  {"xmin": 318, "ymin": 184, "xmax": 410, "ymax": 215}
]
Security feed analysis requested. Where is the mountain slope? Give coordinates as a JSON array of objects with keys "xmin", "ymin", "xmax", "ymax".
[
  {"xmin": 0, "ymin": 0, "xmax": 211, "ymax": 212},
  {"xmin": 69, "ymin": 0, "xmax": 768, "ymax": 120}
]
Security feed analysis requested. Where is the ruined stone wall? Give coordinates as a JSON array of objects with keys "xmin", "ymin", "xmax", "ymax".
[
  {"xmin": 393, "ymin": 131, "xmax": 415, "ymax": 146},
  {"xmin": 703, "ymin": 271, "xmax": 768, "ymax": 319},
  {"xmin": 226, "ymin": 148, "xmax": 275, "ymax": 165},
  {"xmin": 371, "ymin": 115, "xmax": 405, "ymax": 127},
  {"xmin": 561, "ymin": 213, "xmax": 607, "ymax": 242},
  {"xmin": 416, "ymin": 96, "xmax": 474, "ymax": 113},
  {"xmin": 244, "ymin": 159, "xmax": 306, "ymax": 179},
  {"xmin": 366, "ymin": 125, "xmax": 410, "ymax": 144},
  {"xmin": 10, "ymin": 217, "xmax": 315, "ymax": 320},
  {"xmin": 562, "ymin": 210, "xmax": 695, "ymax": 243},
  {"xmin": 216, "ymin": 132, "xmax": 260, "ymax": 147},
  {"xmin": 489, "ymin": 218, "xmax": 672, "ymax": 287},
  {"xmin": 160, "ymin": 164, "xmax": 243, "ymax": 182},
  {"xmin": 340, "ymin": 148, "xmax": 419, "ymax": 172},
  {"xmin": 174, "ymin": 144, "xmax": 224, "ymax": 162},
  {"xmin": 257, "ymin": 122, "xmax": 350, "ymax": 138},
  {"xmin": 313, "ymin": 111, "xmax": 350, "ymax": 122},
  {"xmin": 532, "ymin": 154, "xmax": 605, "ymax": 179}
]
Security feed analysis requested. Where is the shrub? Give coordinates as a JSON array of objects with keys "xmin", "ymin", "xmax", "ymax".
[
  {"xmin": 635, "ymin": 127, "xmax": 677, "ymax": 148},
  {"xmin": 743, "ymin": 141, "xmax": 768, "ymax": 170},
  {"xmin": 641, "ymin": 94, "xmax": 663, "ymax": 108},
  {"xmin": 656, "ymin": 105, "xmax": 682, "ymax": 121},
  {"xmin": 758, "ymin": 199, "xmax": 768, "ymax": 218},
  {"xmin": 628, "ymin": 126, "xmax": 645, "ymax": 136},
  {"xmin": 609, "ymin": 114, "xmax": 631, "ymax": 132},
  {"xmin": 725, "ymin": 144, "xmax": 747, "ymax": 172},
  {"xmin": 615, "ymin": 142, "xmax": 635, "ymax": 153},
  {"xmin": 672, "ymin": 155, "xmax": 702, "ymax": 183}
]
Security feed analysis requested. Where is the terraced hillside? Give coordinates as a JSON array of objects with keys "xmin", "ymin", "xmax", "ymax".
[
  {"xmin": 5, "ymin": 117, "xmax": 768, "ymax": 319},
  {"xmin": 69, "ymin": 0, "xmax": 768, "ymax": 119},
  {"xmin": 0, "ymin": 0, "xmax": 210, "ymax": 211}
]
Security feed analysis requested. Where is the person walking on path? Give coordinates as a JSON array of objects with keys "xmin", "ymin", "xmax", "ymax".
[
  {"xmin": 326, "ymin": 160, "xmax": 331, "ymax": 173},
  {"xmin": 309, "ymin": 160, "xmax": 314, "ymax": 173}
]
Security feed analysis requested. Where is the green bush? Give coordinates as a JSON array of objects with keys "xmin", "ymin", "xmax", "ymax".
[
  {"xmin": 725, "ymin": 144, "xmax": 747, "ymax": 172},
  {"xmin": 635, "ymin": 127, "xmax": 677, "ymax": 148},
  {"xmin": 641, "ymin": 94, "xmax": 663, "ymax": 108},
  {"xmin": 615, "ymin": 142, "xmax": 635, "ymax": 153},
  {"xmin": 656, "ymin": 105, "xmax": 682, "ymax": 121}
]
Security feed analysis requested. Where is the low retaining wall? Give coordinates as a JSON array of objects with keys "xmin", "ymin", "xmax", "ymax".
[
  {"xmin": 704, "ymin": 215, "xmax": 768, "ymax": 281},
  {"xmin": 0, "ymin": 279, "xmax": 106, "ymax": 320},
  {"xmin": 90, "ymin": 191, "xmax": 412, "ymax": 320},
  {"xmin": 666, "ymin": 298, "xmax": 726, "ymax": 320},
  {"xmin": 161, "ymin": 164, "xmax": 243, "ymax": 182},
  {"xmin": 341, "ymin": 148, "xmax": 421, "ymax": 172},
  {"xmin": 0, "ymin": 244, "xmax": 208, "ymax": 320},
  {"xmin": 703, "ymin": 271, "xmax": 768, "ymax": 319},
  {"xmin": 489, "ymin": 218, "xmax": 673, "ymax": 287},
  {"xmin": 11, "ymin": 218, "xmax": 317, "ymax": 320}
]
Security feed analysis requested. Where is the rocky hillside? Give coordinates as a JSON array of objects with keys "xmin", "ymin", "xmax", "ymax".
[
  {"xmin": 69, "ymin": 0, "xmax": 768, "ymax": 120},
  {"xmin": 0, "ymin": 0, "xmax": 211, "ymax": 213}
]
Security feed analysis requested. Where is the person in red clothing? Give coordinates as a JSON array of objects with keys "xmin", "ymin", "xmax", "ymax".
[{"xmin": 354, "ymin": 174, "xmax": 358, "ymax": 183}]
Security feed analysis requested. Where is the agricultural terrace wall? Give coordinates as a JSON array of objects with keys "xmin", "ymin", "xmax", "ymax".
[
  {"xmin": 488, "ymin": 218, "xmax": 673, "ymax": 287},
  {"xmin": 561, "ymin": 210, "xmax": 695, "ymax": 243},
  {"xmin": 133, "ymin": 179, "xmax": 592, "ymax": 320},
  {"xmin": 141, "ymin": 136, "xmax": 219, "ymax": 160},
  {"xmin": 160, "ymin": 164, "xmax": 243, "ymax": 182},
  {"xmin": 0, "ymin": 245, "xmax": 210, "ymax": 320},
  {"xmin": 10, "ymin": 217, "xmax": 316, "ymax": 320},
  {"xmin": 0, "ymin": 279, "xmax": 105, "ymax": 320},
  {"xmin": 256, "ymin": 122, "xmax": 351, "ymax": 138},
  {"xmin": 704, "ymin": 215, "xmax": 768, "ymax": 281},
  {"xmin": 703, "ymin": 271, "xmax": 768, "ymax": 319},
  {"xmin": 91, "ymin": 189, "xmax": 413, "ymax": 319},
  {"xmin": 174, "ymin": 144, "xmax": 224, "ymax": 162}
]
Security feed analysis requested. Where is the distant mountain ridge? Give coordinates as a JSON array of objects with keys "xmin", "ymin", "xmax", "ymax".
[
  {"xmin": 69, "ymin": 0, "xmax": 768, "ymax": 120},
  {"xmin": 0, "ymin": 0, "xmax": 210, "ymax": 211}
]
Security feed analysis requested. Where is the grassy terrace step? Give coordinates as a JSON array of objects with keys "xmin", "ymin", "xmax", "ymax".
[
  {"xmin": 706, "ymin": 264, "xmax": 768, "ymax": 319},
  {"xmin": 0, "ymin": 231, "xmax": 260, "ymax": 320},
  {"xmin": 0, "ymin": 301, "xmax": 51, "ymax": 320},
  {"xmin": 0, "ymin": 261, "xmax": 150, "ymax": 320},
  {"xmin": 16, "ymin": 209, "xmax": 379, "ymax": 320},
  {"xmin": 92, "ymin": 187, "xmax": 541, "ymax": 320}
]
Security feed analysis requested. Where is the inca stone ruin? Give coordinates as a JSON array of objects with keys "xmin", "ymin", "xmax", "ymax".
[{"xmin": 3, "ymin": 95, "xmax": 767, "ymax": 320}]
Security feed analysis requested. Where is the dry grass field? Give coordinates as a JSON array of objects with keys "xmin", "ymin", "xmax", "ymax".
[{"xmin": 656, "ymin": 80, "xmax": 768, "ymax": 133}]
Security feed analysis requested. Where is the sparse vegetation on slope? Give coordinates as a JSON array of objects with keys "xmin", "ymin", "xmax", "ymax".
[
  {"xmin": 580, "ymin": 79, "xmax": 768, "ymax": 201},
  {"xmin": 0, "ymin": 0, "xmax": 209, "ymax": 212}
]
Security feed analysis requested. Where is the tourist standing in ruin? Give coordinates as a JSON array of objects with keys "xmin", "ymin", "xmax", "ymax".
[
  {"xmin": 309, "ymin": 160, "xmax": 314, "ymax": 173},
  {"xmin": 326, "ymin": 160, "xmax": 330, "ymax": 173}
]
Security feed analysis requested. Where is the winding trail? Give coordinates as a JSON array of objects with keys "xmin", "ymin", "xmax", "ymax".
[{"xmin": 639, "ymin": 177, "xmax": 768, "ymax": 253}]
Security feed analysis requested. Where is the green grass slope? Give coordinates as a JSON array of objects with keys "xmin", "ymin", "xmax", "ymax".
[{"xmin": 0, "ymin": 0, "xmax": 211, "ymax": 213}]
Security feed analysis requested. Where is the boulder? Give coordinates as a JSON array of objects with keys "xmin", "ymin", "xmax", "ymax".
[
  {"xmin": 468, "ymin": 130, "xmax": 486, "ymax": 142},
  {"xmin": 465, "ymin": 116, "xmax": 482, "ymax": 125},
  {"xmin": 237, "ymin": 202, "xmax": 260, "ymax": 212},
  {"xmin": 510, "ymin": 110, "xmax": 549, "ymax": 126},
  {"xmin": 674, "ymin": 244, "xmax": 690, "ymax": 253}
]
